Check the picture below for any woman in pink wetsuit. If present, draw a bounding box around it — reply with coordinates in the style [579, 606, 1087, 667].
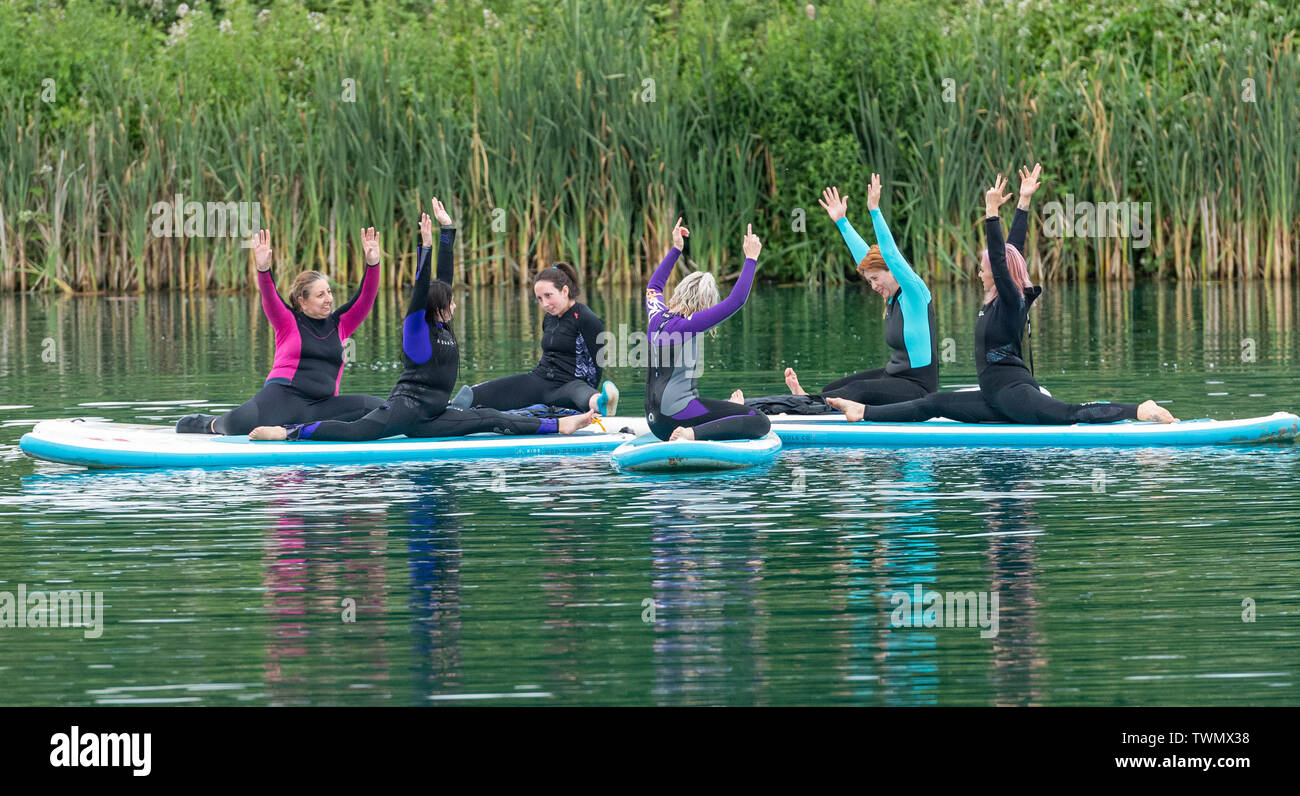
[176, 228, 385, 435]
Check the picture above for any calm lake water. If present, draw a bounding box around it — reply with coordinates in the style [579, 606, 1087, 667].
[0, 281, 1297, 706]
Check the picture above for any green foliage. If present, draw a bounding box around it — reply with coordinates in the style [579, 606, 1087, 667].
[1, 0, 1298, 291]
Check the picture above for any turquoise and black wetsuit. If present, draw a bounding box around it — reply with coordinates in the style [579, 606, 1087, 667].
[818, 208, 938, 404]
[286, 228, 559, 441]
[644, 247, 771, 441]
[856, 209, 1142, 424]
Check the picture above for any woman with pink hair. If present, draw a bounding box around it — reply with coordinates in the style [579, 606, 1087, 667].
[827, 165, 1176, 425]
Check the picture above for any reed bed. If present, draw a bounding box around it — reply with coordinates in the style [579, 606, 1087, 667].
[1, 0, 1297, 293]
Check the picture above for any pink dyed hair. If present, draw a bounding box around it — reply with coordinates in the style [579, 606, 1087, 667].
[980, 244, 1033, 304]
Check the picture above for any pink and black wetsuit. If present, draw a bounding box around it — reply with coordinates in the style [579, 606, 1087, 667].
[209, 261, 385, 435]
[643, 247, 770, 441]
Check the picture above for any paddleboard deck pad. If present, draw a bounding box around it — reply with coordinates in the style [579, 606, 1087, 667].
[20, 419, 644, 470]
[769, 411, 1299, 447]
[611, 431, 783, 472]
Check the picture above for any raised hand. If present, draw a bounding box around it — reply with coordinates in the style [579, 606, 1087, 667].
[1017, 163, 1043, 208]
[985, 174, 1012, 217]
[742, 223, 762, 260]
[672, 216, 690, 251]
[430, 197, 452, 227]
[419, 212, 433, 248]
[866, 173, 882, 212]
[818, 186, 849, 222]
[361, 227, 381, 266]
[253, 229, 273, 271]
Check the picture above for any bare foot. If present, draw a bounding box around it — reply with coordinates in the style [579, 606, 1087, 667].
[825, 396, 866, 422]
[249, 425, 288, 440]
[729, 389, 745, 403]
[557, 410, 596, 435]
[1137, 400, 1178, 424]
[784, 367, 807, 396]
[669, 426, 696, 441]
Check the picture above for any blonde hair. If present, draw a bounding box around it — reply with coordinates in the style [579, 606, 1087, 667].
[666, 272, 721, 337]
[289, 270, 328, 313]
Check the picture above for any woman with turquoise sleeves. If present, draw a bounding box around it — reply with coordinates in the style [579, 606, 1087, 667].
[782, 174, 939, 405]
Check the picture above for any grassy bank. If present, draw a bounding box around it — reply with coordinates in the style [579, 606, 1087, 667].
[1, 0, 1298, 292]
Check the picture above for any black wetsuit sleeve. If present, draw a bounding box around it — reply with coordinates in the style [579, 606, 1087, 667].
[408, 241, 432, 317]
[986, 216, 1020, 306]
[436, 225, 456, 284]
[578, 307, 605, 387]
[1007, 207, 1029, 253]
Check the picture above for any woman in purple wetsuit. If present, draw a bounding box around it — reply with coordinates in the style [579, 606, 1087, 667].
[175, 227, 385, 435]
[644, 219, 771, 442]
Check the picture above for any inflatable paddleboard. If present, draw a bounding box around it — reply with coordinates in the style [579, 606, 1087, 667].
[769, 411, 1299, 447]
[19, 419, 642, 470]
[611, 431, 783, 472]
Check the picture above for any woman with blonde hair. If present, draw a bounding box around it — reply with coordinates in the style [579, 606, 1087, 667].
[828, 165, 1177, 426]
[643, 218, 771, 442]
[175, 226, 385, 435]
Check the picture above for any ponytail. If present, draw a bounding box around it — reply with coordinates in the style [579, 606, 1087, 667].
[533, 261, 581, 300]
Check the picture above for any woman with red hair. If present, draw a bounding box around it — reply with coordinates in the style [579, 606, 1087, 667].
[828, 165, 1176, 425]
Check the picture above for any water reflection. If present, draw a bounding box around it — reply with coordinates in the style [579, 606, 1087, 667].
[405, 471, 463, 700]
[648, 477, 768, 706]
[260, 471, 393, 706]
[874, 457, 941, 706]
[969, 456, 1048, 708]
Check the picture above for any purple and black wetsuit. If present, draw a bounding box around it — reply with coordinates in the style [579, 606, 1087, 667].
[643, 247, 771, 441]
[202, 258, 385, 435]
[286, 227, 558, 441]
[855, 210, 1141, 424]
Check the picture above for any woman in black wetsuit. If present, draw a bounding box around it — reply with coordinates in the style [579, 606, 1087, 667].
[249, 199, 595, 442]
[827, 165, 1177, 426]
[466, 264, 620, 417]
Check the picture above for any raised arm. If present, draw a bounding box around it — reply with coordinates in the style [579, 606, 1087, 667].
[431, 196, 455, 284]
[664, 225, 761, 333]
[646, 217, 689, 316]
[820, 186, 871, 266]
[865, 174, 929, 302]
[253, 229, 295, 335]
[335, 227, 382, 338]
[985, 175, 1020, 305]
[1008, 163, 1042, 252]
[402, 213, 435, 363]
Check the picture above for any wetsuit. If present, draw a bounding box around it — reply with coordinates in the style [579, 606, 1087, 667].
[856, 209, 1141, 424]
[644, 247, 771, 441]
[817, 209, 938, 403]
[287, 228, 556, 441]
[193, 259, 385, 435]
[470, 300, 607, 411]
